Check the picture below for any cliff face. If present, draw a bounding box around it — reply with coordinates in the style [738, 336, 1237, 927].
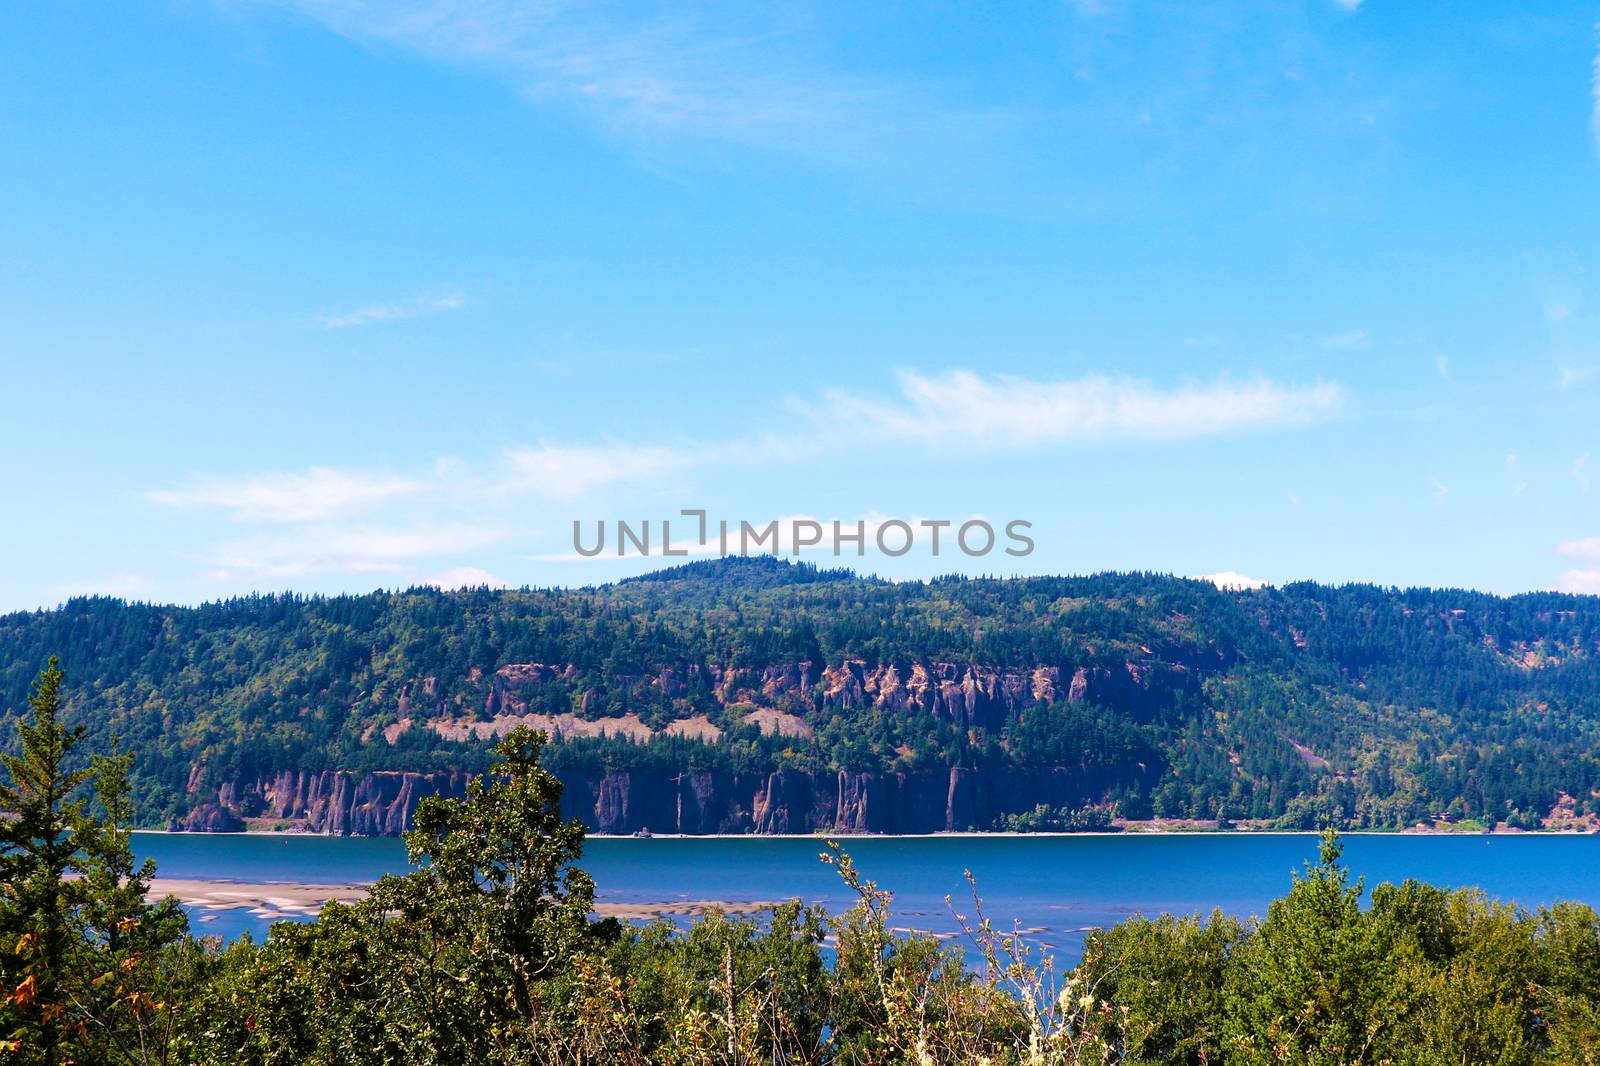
[211, 769, 473, 836]
[468, 659, 1157, 737]
[173, 653, 1175, 835]
[188, 763, 1149, 837]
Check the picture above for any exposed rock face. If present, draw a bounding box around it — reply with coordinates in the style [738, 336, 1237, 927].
[169, 802, 245, 833]
[420, 657, 1175, 744]
[174, 656, 1181, 836]
[211, 769, 472, 836]
[183, 763, 1150, 837]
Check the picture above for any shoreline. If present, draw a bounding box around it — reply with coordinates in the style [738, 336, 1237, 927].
[147, 878, 787, 923]
[132, 826, 1600, 840]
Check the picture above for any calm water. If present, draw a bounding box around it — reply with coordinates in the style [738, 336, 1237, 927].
[133, 832, 1600, 961]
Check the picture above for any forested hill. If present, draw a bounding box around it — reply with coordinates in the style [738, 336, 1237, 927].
[5, 556, 1600, 835]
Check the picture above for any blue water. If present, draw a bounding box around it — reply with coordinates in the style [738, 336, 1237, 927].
[135, 832, 1600, 960]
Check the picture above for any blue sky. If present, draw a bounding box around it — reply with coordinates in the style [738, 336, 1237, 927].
[3, 0, 1600, 609]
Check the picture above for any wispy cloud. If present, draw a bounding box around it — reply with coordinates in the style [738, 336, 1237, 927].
[1578, 453, 1592, 491]
[1592, 25, 1600, 157]
[151, 442, 693, 579]
[1559, 364, 1595, 390]
[1318, 329, 1368, 350]
[500, 444, 689, 498]
[151, 366, 1345, 584]
[149, 467, 424, 522]
[1434, 355, 1450, 379]
[318, 292, 466, 329]
[812, 370, 1345, 449]
[1542, 284, 1581, 322]
[206, 522, 507, 580]
[46, 573, 151, 602]
[268, 1, 1003, 182]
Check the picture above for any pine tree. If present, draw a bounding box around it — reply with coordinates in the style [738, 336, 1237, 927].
[71, 740, 190, 1064]
[0, 657, 91, 1063]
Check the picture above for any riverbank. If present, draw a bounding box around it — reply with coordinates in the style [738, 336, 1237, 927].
[148, 877, 789, 925]
[132, 822, 1600, 839]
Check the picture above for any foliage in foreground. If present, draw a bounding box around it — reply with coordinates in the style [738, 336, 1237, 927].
[6, 662, 1600, 1064]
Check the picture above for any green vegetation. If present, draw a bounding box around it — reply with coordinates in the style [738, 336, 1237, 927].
[7, 660, 1600, 1063]
[6, 557, 1600, 829]
[999, 803, 1115, 833]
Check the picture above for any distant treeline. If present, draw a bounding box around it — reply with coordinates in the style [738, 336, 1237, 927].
[5, 556, 1600, 829]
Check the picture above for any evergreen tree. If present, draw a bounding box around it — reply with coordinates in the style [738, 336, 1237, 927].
[1223, 830, 1394, 1064]
[70, 740, 190, 1064]
[0, 658, 91, 1064]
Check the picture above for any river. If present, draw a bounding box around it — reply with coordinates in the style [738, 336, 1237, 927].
[131, 831, 1600, 961]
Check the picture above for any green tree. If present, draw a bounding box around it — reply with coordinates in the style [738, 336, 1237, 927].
[70, 740, 191, 1064]
[197, 727, 608, 1065]
[1079, 910, 1243, 1064]
[0, 658, 91, 1064]
[0, 661, 192, 1065]
[1223, 830, 1393, 1065]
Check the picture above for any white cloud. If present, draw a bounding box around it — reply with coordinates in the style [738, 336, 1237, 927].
[1431, 480, 1449, 504]
[1578, 454, 1592, 491]
[152, 443, 689, 528]
[1434, 354, 1450, 379]
[266, 1, 999, 181]
[1332, 0, 1362, 9]
[149, 366, 1344, 588]
[815, 370, 1344, 449]
[1318, 329, 1368, 350]
[1543, 285, 1581, 322]
[319, 292, 465, 329]
[209, 523, 507, 579]
[149, 467, 423, 522]
[1592, 27, 1600, 157]
[1200, 570, 1266, 590]
[1558, 536, 1600, 559]
[47, 573, 151, 601]
[499, 444, 689, 497]
[1556, 569, 1600, 594]
[151, 441, 697, 581]
[1559, 365, 1595, 390]
[425, 566, 509, 589]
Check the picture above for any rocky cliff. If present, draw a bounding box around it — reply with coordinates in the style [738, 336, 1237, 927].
[184, 768, 473, 835]
[180, 762, 1148, 836]
[171, 653, 1170, 835]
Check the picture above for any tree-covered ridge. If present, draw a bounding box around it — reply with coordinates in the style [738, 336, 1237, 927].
[4, 556, 1600, 830]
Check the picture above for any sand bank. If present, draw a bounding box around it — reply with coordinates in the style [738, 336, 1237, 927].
[147, 878, 788, 925]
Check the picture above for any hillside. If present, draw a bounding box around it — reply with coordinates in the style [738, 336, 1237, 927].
[4, 556, 1600, 834]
